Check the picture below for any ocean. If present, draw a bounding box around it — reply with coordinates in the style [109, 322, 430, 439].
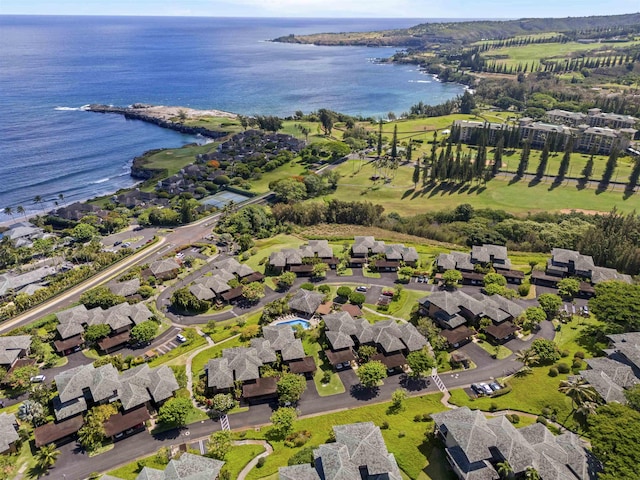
[0, 16, 465, 219]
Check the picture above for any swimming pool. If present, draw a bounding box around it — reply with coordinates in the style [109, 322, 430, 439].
[276, 319, 311, 330]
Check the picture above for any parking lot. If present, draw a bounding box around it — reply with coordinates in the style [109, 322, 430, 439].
[101, 227, 156, 251]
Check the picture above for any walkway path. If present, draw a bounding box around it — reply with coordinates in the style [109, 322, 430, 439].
[184, 328, 215, 410]
[235, 440, 273, 480]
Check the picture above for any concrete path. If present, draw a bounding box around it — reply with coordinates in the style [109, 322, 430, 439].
[184, 328, 215, 410]
[235, 440, 273, 480]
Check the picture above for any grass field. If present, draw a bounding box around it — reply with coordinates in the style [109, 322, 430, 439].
[242, 235, 306, 272]
[303, 338, 346, 396]
[238, 393, 453, 480]
[482, 40, 640, 69]
[139, 142, 220, 179]
[324, 159, 640, 215]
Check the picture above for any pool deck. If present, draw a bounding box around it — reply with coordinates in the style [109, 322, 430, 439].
[272, 314, 319, 328]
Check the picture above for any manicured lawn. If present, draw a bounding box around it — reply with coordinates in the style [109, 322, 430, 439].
[238, 393, 450, 480]
[363, 309, 395, 324]
[474, 339, 512, 360]
[139, 142, 220, 178]
[108, 453, 171, 479]
[303, 338, 345, 396]
[324, 159, 640, 215]
[226, 444, 266, 479]
[242, 235, 306, 272]
[201, 311, 262, 343]
[362, 267, 381, 278]
[249, 161, 310, 194]
[554, 315, 607, 357]
[386, 289, 425, 320]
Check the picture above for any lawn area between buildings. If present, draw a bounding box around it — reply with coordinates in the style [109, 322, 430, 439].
[242, 235, 306, 273]
[191, 336, 245, 383]
[326, 159, 640, 215]
[303, 338, 345, 396]
[200, 311, 262, 343]
[474, 339, 513, 360]
[107, 443, 264, 480]
[385, 289, 425, 319]
[238, 393, 452, 480]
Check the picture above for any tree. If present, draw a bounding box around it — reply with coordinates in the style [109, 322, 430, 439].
[497, 460, 513, 479]
[624, 384, 640, 411]
[208, 431, 232, 460]
[390, 125, 398, 159]
[516, 141, 530, 178]
[80, 286, 126, 309]
[277, 373, 307, 404]
[492, 137, 504, 177]
[535, 140, 550, 180]
[524, 467, 540, 480]
[537, 293, 562, 319]
[16, 205, 26, 220]
[276, 271, 296, 291]
[459, 90, 476, 114]
[521, 307, 545, 330]
[84, 324, 111, 343]
[318, 109, 335, 136]
[627, 158, 640, 193]
[17, 400, 46, 427]
[312, 262, 329, 278]
[581, 154, 594, 185]
[515, 349, 539, 367]
[357, 345, 378, 363]
[484, 273, 507, 287]
[270, 178, 307, 203]
[356, 360, 387, 388]
[413, 157, 421, 188]
[3, 207, 13, 220]
[171, 287, 209, 313]
[212, 393, 235, 413]
[7, 365, 39, 391]
[391, 388, 407, 412]
[336, 286, 352, 299]
[600, 147, 619, 188]
[348, 292, 366, 305]
[530, 338, 559, 365]
[33, 195, 44, 215]
[590, 281, 640, 332]
[442, 269, 462, 288]
[130, 320, 159, 343]
[78, 404, 118, 451]
[406, 350, 435, 378]
[558, 377, 598, 409]
[376, 120, 383, 158]
[589, 403, 640, 480]
[35, 444, 60, 471]
[556, 136, 573, 183]
[557, 278, 580, 299]
[72, 223, 98, 243]
[242, 282, 265, 302]
[158, 397, 193, 427]
[269, 407, 297, 438]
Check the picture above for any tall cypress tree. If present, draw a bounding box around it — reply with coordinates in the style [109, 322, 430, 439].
[556, 136, 573, 183]
[581, 154, 594, 184]
[536, 140, 550, 179]
[516, 140, 530, 178]
[376, 120, 383, 158]
[413, 157, 421, 189]
[406, 142, 412, 162]
[391, 125, 398, 159]
[492, 137, 504, 177]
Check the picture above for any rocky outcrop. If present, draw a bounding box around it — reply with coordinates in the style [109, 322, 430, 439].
[88, 104, 230, 140]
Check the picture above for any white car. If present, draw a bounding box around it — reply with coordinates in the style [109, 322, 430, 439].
[176, 334, 187, 343]
[30, 375, 46, 383]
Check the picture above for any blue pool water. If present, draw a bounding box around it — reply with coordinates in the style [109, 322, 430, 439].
[278, 319, 311, 330]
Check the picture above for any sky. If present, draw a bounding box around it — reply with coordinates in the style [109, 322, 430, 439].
[1, 0, 638, 18]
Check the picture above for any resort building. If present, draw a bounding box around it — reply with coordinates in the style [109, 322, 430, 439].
[431, 407, 596, 480]
[0, 413, 19, 455]
[1, 222, 48, 249]
[0, 335, 32, 370]
[279, 422, 402, 480]
[435, 244, 524, 285]
[108, 278, 141, 299]
[145, 258, 181, 281]
[350, 236, 419, 270]
[531, 248, 632, 295]
[268, 240, 339, 275]
[0, 265, 59, 298]
[419, 291, 523, 344]
[189, 257, 263, 304]
[288, 289, 325, 317]
[54, 302, 154, 354]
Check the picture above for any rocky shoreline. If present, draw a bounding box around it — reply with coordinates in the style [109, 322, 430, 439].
[88, 103, 234, 140]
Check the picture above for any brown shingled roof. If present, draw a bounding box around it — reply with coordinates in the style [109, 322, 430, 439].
[288, 356, 317, 374]
[98, 330, 131, 351]
[34, 416, 84, 447]
[54, 335, 84, 353]
[103, 406, 150, 437]
[242, 377, 278, 399]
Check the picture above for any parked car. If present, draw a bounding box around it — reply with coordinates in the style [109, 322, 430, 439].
[479, 383, 493, 395]
[30, 375, 46, 383]
[417, 276, 425, 283]
[471, 384, 483, 395]
[581, 305, 590, 317]
[133, 226, 144, 231]
[121, 242, 131, 248]
[176, 334, 187, 343]
[113, 240, 122, 246]
[356, 286, 368, 292]
[489, 382, 502, 392]
[381, 290, 394, 297]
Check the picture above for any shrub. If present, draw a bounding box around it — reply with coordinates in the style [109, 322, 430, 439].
[300, 283, 315, 291]
[284, 430, 312, 448]
[414, 414, 422, 422]
[256, 457, 266, 468]
[422, 413, 431, 422]
[321, 371, 332, 384]
[288, 446, 314, 466]
[398, 431, 406, 438]
[489, 402, 498, 412]
[489, 385, 512, 398]
[548, 367, 559, 377]
[536, 416, 547, 425]
[381, 421, 389, 430]
[574, 351, 585, 359]
[560, 349, 570, 358]
[510, 414, 520, 424]
[557, 362, 570, 374]
[336, 286, 352, 298]
[518, 282, 531, 297]
[541, 408, 552, 417]
[317, 285, 330, 294]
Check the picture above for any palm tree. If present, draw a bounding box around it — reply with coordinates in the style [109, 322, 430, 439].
[16, 205, 26, 220]
[17, 400, 45, 427]
[576, 400, 598, 418]
[515, 348, 539, 367]
[524, 466, 541, 480]
[35, 444, 60, 470]
[514, 366, 533, 378]
[558, 377, 598, 409]
[33, 195, 45, 215]
[497, 460, 513, 479]
[3, 207, 13, 221]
